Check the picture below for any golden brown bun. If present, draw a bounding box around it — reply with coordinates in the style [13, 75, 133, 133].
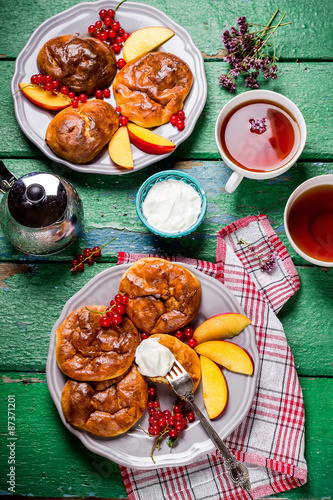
[61, 365, 148, 437]
[118, 258, 201, 334]
[149, 334, 201, 392]
[113, 52, 193, 128]
[45, 100, 119, 163]
[37, 35, 117, 95]
[56, 306, 140, 381]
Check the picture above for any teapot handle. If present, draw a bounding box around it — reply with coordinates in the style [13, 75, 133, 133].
[0, 160, 17, 193]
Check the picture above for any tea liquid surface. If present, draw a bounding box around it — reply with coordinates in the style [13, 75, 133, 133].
[287, 184, 333, 262]
[221, 100, 300, 172]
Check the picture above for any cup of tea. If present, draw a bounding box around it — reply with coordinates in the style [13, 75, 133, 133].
[215, 90, 307, 193]
[284, 175, 333, 267]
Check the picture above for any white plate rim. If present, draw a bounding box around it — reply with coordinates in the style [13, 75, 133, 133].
[46, 262, 259, 469]
[11, 0, 207, 175]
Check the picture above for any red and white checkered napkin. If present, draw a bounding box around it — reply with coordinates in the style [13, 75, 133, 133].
[117, 214, 307, 499]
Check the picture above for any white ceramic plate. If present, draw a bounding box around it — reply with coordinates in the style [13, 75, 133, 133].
[11, 1, 207, 175]
[46, 263, 259, 469]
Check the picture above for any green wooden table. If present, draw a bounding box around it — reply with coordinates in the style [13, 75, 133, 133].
[0, 0, 332, 498]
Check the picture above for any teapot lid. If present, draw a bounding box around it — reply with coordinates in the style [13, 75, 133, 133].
[7, 172, 67, 228]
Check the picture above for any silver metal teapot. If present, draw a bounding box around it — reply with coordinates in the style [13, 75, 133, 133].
[0, 161, 84, 255]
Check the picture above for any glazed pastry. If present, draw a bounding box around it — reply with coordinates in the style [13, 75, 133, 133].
[118, 257, 201, 334]
[56, 306, 140, 381]
[61, 365, 148, 437]
[149, 333, 201, 391]
[45, 100, 119, 163]
[113, 52, 193, 128]
[37, 35, 117, 95]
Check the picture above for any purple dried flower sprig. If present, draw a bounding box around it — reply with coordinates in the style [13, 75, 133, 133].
[238, 239, 278, 273]
[219, 9, 291, 92]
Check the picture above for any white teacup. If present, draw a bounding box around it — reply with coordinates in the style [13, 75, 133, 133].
[215, 90, 307, 193]
[284, 175, 333, 267]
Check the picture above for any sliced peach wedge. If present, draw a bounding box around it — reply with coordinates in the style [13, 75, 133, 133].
[18, 83, 72, 111]
[122, 27, 175, 62]
[193, 313, 251, 344]
[108, 126, 134, 169]
[195, 341, 254, 376]
[200, 355, 228, 420]
[127, 123, 176, 155]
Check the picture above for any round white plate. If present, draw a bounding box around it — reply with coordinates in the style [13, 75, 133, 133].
[11, 1, 207, 175]
[46, 263, 259, 469]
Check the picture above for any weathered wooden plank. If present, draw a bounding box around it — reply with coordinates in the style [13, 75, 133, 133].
[0, 159, 332, 265]
[0, 261, 331, 376]
[0, 374, 332, 498]
[0, 0, 332, 60]
[2, 61, 333, 161]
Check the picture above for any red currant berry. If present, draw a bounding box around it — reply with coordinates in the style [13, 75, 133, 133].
[186, 411, 195, 423]
[116, 36, 123, 44]
[72, 98, 79, 108]
[116, 304, 126, 315]
[87, 257, 95, 266]
[117, 27, 125, 36]
[174, 330, 184, 341]
[68, 91, 75, 99]
[170, 114, 178, 126]
[154, 410, 162, 419]
[77, 254, 85, 262]
[88, 25, 96, 34]
[99, 9, 107, 19]
[95, 31, 101, 39]
[60, 86, 69, 95]
[117, 58, 126, 69]
[92, 246, 101, 256]
[148, 387, 157, 399]
[71, 267, 78, 274]
[168, 416, 176, 427]
[44, 82, 53, 92]
[141, 333, 149, 340]
[79, 93, 87, 103]
[115, 105, 122, 113]
[110, 299, 116, 307]
[108, 29, 116, 39]
[176, 422, 184, 431]
[158, 417, 167, 429]
[119, 115, 129, 126]
[99, 31, 108, 41]
[112, 21, 120, 31]
[95, 20, 103, 29]
[111, 43, 121, 54]
[36, 74, 44, 85]
[163, 409, 171, 419]
[72, 258, 79, 267]
[148, 416, 155, 425]
[122, 294, 129, 305]
[107, 8, 115, 17]
[83, 248, 92, 257]
[177, 110, 186, 120]
[104, 16, 113, 27]
[188, 338, 197, 348]
[123, 32, 130, 41]
[100, 315, 111, 327]
[112, 313, 123, 325]
[95, 89, 104, 99]
[184, 327, 194, 339]
[44, 74, 53, 84]
[152, 426, 160, 436]
[176, 118, 185, 131]
[103, 88, 111, 98]
[148, 408, 155, 416]
[77, 263, 85, 272]
[169, 428, 178, 438]
[173, 405, 182, 414]
[115, 294, 123, 305]
[148, 426, 154, 435]
[153, 400, 160, 408]
[52, 80, 60, 89]
[148, 401, 154, 408]
[30, 74, 38, 84]
[175, 412, 184, 421]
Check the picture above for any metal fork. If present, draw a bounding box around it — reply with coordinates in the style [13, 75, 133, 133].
[166, 360, 251, 493]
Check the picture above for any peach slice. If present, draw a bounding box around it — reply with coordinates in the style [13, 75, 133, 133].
[193, 313, 251, 344]
[195, 341, 254, 376]
[108, 126, 134, 169]
[200, 355, 228, 419]
[18, 83, 72, 111]
[127, 123, 176, 155]
[122, 27, 175, 62]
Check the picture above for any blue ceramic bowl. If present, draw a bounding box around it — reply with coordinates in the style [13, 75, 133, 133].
[136, 170, 207, 238]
